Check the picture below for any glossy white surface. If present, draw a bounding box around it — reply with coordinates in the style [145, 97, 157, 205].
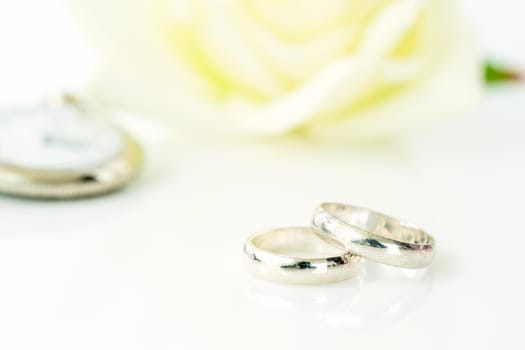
[0, 1, 524, 349]
[0, 86, 524, 349]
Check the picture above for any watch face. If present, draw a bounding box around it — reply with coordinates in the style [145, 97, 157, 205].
[0, 105, 123, 172]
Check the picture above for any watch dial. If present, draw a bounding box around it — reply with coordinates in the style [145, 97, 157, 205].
[0, 105, 123, 171]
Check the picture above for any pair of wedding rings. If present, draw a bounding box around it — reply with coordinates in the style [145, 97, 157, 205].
[244, 203, 435, 284]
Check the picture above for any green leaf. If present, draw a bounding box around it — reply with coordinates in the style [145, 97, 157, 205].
[484, 62, 522, 85]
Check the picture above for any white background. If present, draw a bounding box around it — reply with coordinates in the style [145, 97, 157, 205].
[0, 1, 524, 349]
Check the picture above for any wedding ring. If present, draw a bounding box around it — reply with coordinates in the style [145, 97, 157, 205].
[244, 227, 362, 284]
[312, 203, 435, 269]
[0, 95, 143, 199]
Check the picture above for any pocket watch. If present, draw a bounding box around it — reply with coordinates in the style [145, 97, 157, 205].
[0, 95, 143, 199]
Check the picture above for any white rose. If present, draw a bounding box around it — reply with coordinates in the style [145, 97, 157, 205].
[70, 0, 482, 141]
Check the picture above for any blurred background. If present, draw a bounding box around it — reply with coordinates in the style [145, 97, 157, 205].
[0, 1, 524, 349]
[0, 0, 523, 112]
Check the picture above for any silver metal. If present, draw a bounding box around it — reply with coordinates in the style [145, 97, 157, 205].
[312, 203, 435, 269]
[244, 227, 362, 284]
[0, 95, 143, 199]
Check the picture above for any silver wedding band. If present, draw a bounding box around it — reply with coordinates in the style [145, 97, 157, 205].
[244, 227, 362, 284]
[312, 203, 435, 269]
